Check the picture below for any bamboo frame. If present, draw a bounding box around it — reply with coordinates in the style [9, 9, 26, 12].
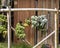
[0, 8, 58, 48]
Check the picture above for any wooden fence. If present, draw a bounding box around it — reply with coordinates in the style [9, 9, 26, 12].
[13, 0, 59, 48]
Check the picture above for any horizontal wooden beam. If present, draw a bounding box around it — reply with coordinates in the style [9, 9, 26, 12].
[0, 8, 60, 12]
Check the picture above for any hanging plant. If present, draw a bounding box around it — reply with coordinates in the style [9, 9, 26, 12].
[31, 15, 48, 35]
[15, 15, 47, 39]
[15, 23, 26, 39]
[24, 15, 48, 34]
[31, 15, 47, 29]
[24, 15, 48, 29]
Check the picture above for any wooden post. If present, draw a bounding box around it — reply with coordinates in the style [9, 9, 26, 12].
[55, 8, 58, 48]
[7, 6, 11, 48]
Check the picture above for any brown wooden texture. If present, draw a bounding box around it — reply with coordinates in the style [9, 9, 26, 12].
[14, 0, 35, 45]
[13, 0, 59, 47]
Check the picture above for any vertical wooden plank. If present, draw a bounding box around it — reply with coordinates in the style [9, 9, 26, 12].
[14, 0, 18, 27]
[38, 0, 42, 15]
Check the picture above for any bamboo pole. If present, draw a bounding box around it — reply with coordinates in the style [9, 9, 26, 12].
[33, 31, 55, 48]
[7, 6, 11, 48]
[55, 8, 58, 48]
[0, 8, 60, 12]
[7, 0, 11, 48]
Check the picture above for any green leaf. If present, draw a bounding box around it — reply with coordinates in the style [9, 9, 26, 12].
[0, 14, 7, 37]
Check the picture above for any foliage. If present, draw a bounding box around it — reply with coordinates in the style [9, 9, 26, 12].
[13, 42, 32, 48]
[31, 15, 47, 29]
[25, 15, 48, 29]
[15, 23, 25, 39]
[15, 15, 47, 38]
[24, 15, 48, 34]
[31, 16, 38, 28]
[0, 25, 6, 33]
[0, 14, 7, 38]
[25, 18, 31, 25]
[41, 44, 51, 48]
[0, 42, 32, 48]
[0, 14, 7, 22]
